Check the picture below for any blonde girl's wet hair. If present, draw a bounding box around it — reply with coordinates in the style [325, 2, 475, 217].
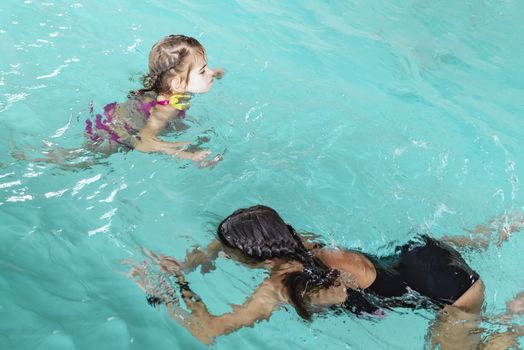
[141, 35, 206, 94]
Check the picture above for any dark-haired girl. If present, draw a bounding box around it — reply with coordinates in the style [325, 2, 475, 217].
[130, 205, 524, 347]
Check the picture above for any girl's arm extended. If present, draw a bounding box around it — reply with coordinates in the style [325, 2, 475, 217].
[173, 273, 280, 344]
[136, 252, 281, 345]
[134, 104, 210, 161]
[181, 234, 321, 274]
[181, 239, 222, 274]
[134, 135, 209, 160]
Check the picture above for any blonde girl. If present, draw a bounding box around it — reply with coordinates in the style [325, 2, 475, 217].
[84, 34, 223, 163]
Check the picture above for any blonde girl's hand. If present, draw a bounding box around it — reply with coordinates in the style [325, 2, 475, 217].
[212, 68, 224, 80]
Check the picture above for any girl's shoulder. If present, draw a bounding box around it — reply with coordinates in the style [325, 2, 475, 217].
[313, 248, 377, 288]
[119, 90, 159, 119]
[125, 89, 157, 106]
[313, 248, 372, 267]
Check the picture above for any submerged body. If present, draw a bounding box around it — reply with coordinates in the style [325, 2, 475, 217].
[244, 235, 484, 318]
[332, 235, 483, 316]
[84, 91, 190, 153]
[130, 205, 513, 347]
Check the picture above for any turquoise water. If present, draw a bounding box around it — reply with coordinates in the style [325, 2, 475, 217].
[1, 0, 524, 349]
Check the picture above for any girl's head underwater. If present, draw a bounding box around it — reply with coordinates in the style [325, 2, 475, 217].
[142, 35, 215, 95]
[217, 205, 306, 261]
[217, 205, 340, 320]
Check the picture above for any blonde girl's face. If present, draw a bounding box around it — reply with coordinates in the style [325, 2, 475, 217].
[182, 54, 215, 94]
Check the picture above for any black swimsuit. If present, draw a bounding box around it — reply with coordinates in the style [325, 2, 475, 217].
[342, 235, 479, 316]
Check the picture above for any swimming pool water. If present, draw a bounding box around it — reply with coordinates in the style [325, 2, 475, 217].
[1, 0, 524, 349]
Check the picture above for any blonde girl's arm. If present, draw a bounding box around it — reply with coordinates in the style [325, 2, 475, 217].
[133, 135, 210, 161]
[134, 104, 210, 161]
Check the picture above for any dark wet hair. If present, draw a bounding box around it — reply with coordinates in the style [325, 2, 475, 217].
[217, 205, 339, 320]
[141, 34, 206, 94]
